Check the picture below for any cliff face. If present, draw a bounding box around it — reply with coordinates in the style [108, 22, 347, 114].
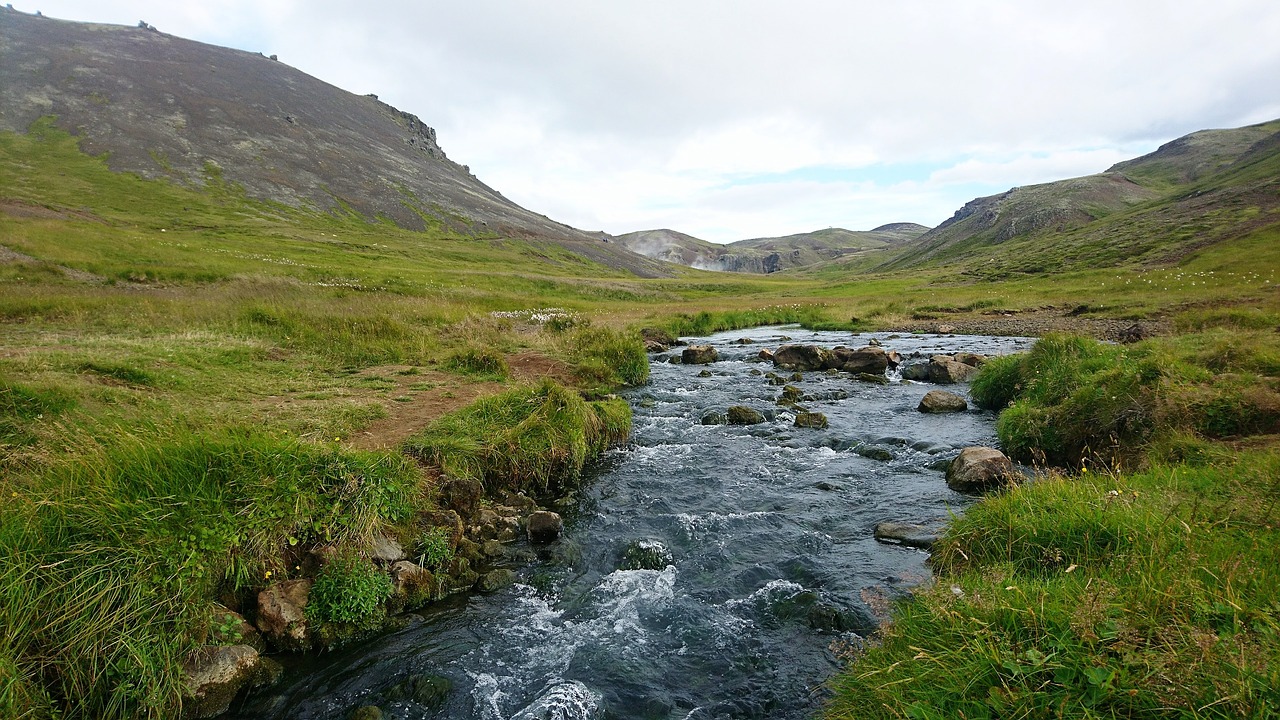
[0, 9, 667, 276]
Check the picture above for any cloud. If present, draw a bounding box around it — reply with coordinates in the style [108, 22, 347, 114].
[26, 0, 1280, 242]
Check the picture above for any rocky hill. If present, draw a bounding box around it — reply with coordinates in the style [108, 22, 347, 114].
[617, 223, 926, 274]
[0, 9, 665, 276]
[878, 119, 1280, 274]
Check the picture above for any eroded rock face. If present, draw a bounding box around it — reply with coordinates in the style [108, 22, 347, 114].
[255, 579, 312, 652]
[526, 510, 564, 543]
[682, 345, 719, 364]
[946, 447, 1019, 493]
[918, 390, 968, 413]
[772, 344, 832, 371]
[371, 534, 405, 563]
[389, 561, 437, 612]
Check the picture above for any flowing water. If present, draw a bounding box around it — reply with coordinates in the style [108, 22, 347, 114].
[231, 327, 1033, 720]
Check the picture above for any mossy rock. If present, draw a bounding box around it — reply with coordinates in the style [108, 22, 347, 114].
[794, 412, 829, 429]
[727, 406, 765, 425]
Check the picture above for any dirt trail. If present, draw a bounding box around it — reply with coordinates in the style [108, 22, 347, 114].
[348, 352, 574, 451]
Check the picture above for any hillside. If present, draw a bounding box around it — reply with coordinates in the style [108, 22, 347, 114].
[878, 119, 1280, 275]
[618, 223, 927, 273]
[0, 8, 664, 276]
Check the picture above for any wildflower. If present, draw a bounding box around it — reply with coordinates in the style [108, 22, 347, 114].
[264, 570, 273, 579]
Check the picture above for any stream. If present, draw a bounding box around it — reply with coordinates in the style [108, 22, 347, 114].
[231, 326, 1033, 720]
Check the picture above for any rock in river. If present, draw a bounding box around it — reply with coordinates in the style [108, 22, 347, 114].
[526, 510, 564, 543]
[873, 522, 940, 549]
[682, 345, 719, 364]
[727, 405, 765, 425]
[946, 446, 1020, 493]
[772, 344, 831, 371]
[918, 390, 968, 413]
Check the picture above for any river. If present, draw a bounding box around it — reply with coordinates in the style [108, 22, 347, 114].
[231, 326, 1033, 719]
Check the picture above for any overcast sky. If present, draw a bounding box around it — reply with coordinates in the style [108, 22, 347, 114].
[18, 1, 1280, 242]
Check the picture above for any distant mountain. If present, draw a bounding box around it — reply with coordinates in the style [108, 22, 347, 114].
[617, 224, 927, 274]
[878, 119, 1280, 274]
[0, 9, 665, 276]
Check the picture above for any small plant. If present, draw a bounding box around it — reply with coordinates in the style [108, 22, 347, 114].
[305, 554, 392, 625]
[415, 527, 454, 569]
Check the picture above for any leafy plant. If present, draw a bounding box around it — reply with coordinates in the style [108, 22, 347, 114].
[305, 553, 392, 625]
[414, 527, 454, 569]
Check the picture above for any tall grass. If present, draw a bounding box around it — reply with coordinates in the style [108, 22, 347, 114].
[401, 380, 631, 498]
[0, 433, 422, 718]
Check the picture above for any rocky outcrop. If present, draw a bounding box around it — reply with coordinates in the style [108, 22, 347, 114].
[475, 569, 516, 593]
[255, 579, 312, 652]
[370, 534, 405, 563]
[682, 345, 719, 364]
[946, 447, 1020, 493]
[918, 390, 968, 413]
[437, 476, 484, 520]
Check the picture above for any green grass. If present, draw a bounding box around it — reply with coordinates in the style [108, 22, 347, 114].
[827, 454, 1280, 719]
[827, 329, 1280, 719]
[402, 380, 631, 498]
[4, 115, 1280, 719]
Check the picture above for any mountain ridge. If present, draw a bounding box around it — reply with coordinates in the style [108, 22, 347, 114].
[0, 8, 667, 277]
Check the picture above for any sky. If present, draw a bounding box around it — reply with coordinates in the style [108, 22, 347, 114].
[16, 1, 1280, 243]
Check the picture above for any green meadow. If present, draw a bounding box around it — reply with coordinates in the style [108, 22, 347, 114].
[1, 124, 1278, 718]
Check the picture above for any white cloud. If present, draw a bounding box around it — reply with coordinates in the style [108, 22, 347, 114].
[25, 0, 1280, 242]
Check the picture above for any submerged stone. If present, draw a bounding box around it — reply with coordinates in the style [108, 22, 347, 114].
[727, 406, 765, 425]
[619, 539, 674, 570]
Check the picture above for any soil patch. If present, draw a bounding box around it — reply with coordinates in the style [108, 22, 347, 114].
[887, 307, 1172, 341]
[348, 352, 575, 451]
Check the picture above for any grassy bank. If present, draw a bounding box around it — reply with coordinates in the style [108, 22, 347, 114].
[826, 319, 1280, 719]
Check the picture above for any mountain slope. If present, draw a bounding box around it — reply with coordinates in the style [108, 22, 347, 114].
[0, 9, 664, 276]
[618, 223, 927, 273]
[880, 119, 1280, 274]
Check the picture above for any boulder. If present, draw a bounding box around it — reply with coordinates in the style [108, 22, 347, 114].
[857, 445, 895, 462]
[700, 411, 728, 425]
[183, 645, 277, 719]
[643, 339, 668, 353]
[726, 406, 765, 425]
[954, 352, 988, 367]
[873, 522, 940, 549]
[793, 412, 829, 429]
[778, 385, 804, 404]
[946, 447, 1020, 493]
[526, 511, 564, 543]
[255, 579, 312, 652]
[918, 390, 968, 413]
[682, 345, 719, 364]
[475, 569, 516, 593]
[855, 373, 889, 384]
[370, 534, 405, 563]
[831, 345, 889, 374]
[928, 356, 979, 384]
[772, 344, 832, 371]
[899, 361, 931, 381]
[389, 561, 437, 610]
[885, 350, 903, 367]
[757, 348, 775, 362]
[734, 337, 756, 345]
[437, 475, 484, 520]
